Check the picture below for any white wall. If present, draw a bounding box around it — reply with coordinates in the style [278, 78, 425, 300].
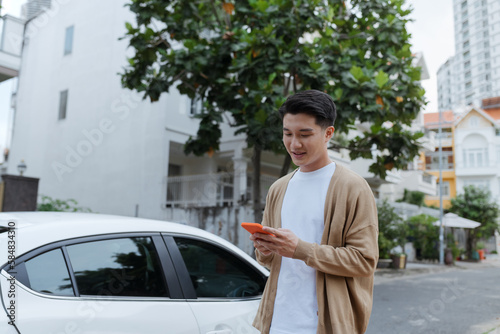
[7, 0, 245, 220]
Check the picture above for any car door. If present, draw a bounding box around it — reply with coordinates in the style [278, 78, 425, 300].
[163, 235, 267, 334]
[2, 233, 200, 334]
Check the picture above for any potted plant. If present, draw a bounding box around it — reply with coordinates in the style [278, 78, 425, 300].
[390, 219, 409, 269]
[476, 241, 486, 260]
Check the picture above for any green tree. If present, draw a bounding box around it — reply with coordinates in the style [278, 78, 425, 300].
[449, 185, 499, 259]
[397, 188, 425, 207]
[407, 214, 439, 260]
[377, 200, 403, 259]
[121, 0, 426, 222]
[37, 195, 92, 212]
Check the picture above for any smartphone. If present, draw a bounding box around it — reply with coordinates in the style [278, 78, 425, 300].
[241, 222, 276, 237]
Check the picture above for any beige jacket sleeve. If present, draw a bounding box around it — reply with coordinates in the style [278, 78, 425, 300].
[292, 184, 379, 278]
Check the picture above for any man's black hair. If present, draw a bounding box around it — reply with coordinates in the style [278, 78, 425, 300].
[278, 90, 337, 129]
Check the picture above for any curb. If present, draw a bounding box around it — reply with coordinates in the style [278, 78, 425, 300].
[374, 259, 500, 284]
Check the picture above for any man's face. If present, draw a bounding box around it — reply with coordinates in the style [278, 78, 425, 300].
[282, 113, 334, 173]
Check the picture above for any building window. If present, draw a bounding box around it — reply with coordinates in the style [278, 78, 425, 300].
[461, 0, 467, 9]
[190, 97, 204, 116]
[463, 40, 470, 49]
[465, 81, 472, 89]
[463, 51, 470, 59]
[465, 71, 471, 79]
[437, 181, 450, 197]
[469, 116, 479, 127]
[463, 148, 489, 167]
[462, 20, 469, 29]
[64, 25, 74, 55]
[463, 30, 469, 39]
[466, 93, 474, 104]
[58, 90, 68, 120]
[464, 60, 471, 69]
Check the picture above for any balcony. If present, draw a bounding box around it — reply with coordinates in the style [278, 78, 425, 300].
[418, 129, 436, 152]
[425, 151, 454, 171]
[348, 158, 402, 187]
[434, 131, 453, 148]
[166, 173, 278, 207]
[0, 15, 24, 83]
[399, 170, 437, 196]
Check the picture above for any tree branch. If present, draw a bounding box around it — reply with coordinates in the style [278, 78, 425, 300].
[209, 0, 223, 28]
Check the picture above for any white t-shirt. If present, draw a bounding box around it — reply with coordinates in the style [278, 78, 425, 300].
[269, 162, 336, 334]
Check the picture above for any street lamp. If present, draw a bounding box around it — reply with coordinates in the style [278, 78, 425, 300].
[17, 160, 27, 176]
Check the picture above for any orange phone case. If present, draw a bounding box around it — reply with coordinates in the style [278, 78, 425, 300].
[241, 222, 275, 237]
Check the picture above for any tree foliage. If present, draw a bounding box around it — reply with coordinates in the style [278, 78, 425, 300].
[449, 185, 500, 258]
[121, 0, 426, 222]
[121, 0, 425, 175]
[37, 195, 92, 213]
[397, 188, 425, 207]
[377, 200, 404, 259]
[407, 214, 439, 260]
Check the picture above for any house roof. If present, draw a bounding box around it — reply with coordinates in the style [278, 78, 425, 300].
[482, 97, 500, 121]
[455, 106, 500, 128]
[423, 111, 455, 129]
[485, 109, 500, 120]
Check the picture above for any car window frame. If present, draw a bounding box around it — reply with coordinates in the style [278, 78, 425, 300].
[2, 232, 184, 300]
[162, 233, 268, 301]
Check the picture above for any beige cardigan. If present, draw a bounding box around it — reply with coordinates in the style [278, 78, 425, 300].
[253, 164, 379, 334]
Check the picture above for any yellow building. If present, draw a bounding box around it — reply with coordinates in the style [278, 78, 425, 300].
[423, 111, 457, 209]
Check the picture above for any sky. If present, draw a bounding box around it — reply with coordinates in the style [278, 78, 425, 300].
[0, 0, 455, 162]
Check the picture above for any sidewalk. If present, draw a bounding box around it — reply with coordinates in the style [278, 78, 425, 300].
[374, 257, 500, 284]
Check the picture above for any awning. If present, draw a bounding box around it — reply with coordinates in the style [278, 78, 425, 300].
[433, 213, 481, 229]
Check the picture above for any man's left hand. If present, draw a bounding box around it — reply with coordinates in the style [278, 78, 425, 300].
[254, 227, 299, 258]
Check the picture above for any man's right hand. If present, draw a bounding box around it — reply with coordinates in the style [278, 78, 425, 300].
[250, 233, 273, 256]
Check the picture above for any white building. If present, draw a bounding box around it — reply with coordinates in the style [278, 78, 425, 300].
[5, 0, 288, 253]
[437, 0, 500, 111]
[454, 106, 500, 204]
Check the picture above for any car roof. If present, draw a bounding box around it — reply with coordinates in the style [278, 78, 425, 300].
[0, 212, 266, 274]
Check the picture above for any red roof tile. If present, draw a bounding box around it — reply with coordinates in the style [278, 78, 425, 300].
[424, 111, 455, 128]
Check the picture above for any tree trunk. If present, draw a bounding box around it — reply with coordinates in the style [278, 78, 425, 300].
[466, 229, 477, 259]
[280, 154, 292, 177]
[252, 146, 263, 224]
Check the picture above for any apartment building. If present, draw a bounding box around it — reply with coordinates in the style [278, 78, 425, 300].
[437, 0, 500, 111]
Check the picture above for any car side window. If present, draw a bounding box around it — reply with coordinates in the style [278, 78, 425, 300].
[66, 237, 168, 297]
[24, 248, 74, 296]
[174, 237, 266, 298]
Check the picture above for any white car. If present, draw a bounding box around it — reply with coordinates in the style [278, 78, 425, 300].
[0, 212, 267, 334]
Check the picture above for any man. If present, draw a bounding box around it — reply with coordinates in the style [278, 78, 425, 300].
[251, 90, 378, 334]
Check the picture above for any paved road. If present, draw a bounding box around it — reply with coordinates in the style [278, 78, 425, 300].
[366, 262, 500, 334]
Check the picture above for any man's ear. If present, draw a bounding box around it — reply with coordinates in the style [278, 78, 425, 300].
[325, 126, 335, 141]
